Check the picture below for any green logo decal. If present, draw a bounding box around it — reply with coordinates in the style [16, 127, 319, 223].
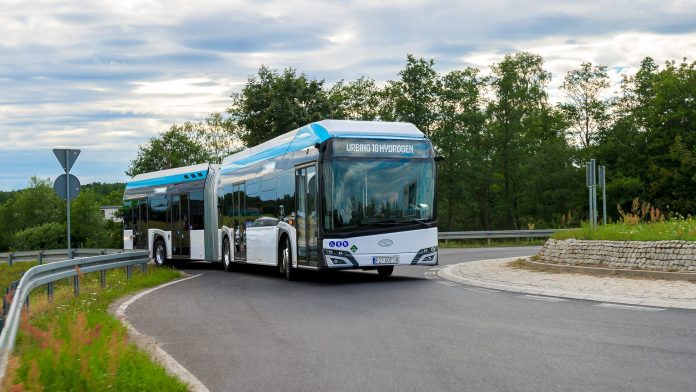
[350, 245, 358, 253]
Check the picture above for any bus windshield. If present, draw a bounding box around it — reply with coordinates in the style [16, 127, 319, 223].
[323, 159, 435, 233]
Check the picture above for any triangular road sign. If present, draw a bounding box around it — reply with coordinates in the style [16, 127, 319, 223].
[53, 149, 81, 173]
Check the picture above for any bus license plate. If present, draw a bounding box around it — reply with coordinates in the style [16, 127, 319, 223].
[372, 256, 399, 264]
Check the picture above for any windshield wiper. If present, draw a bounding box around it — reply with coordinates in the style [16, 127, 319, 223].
[403, 219, 436, 227]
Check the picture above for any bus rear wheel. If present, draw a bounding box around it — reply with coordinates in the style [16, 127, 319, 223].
[223, 236, 234, 272]
[280, 237, 297, 281]
[377, 266, 394, 277]
[153, 239, 169, 266]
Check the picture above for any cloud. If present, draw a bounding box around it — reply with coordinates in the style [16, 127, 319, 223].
[1, 0, 695, 189]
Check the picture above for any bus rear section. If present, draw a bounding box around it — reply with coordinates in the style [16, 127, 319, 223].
[123, 163, 220, 265]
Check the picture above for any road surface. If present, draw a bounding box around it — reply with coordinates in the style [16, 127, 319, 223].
[127, 247, 696, 392]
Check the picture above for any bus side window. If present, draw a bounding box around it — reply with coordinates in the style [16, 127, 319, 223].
[189, 190, 204, 230]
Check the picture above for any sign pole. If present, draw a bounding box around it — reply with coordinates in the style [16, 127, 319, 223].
[66, 150, 72, 259]
[591, 159, 598, 227]
[600, 165, 607, 225]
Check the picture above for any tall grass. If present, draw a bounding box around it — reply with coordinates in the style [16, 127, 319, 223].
[2, 265, 188, 391]
[552, 219, 696, 241]
[553, 197, 696, 241]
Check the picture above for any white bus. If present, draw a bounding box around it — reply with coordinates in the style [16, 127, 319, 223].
[124, 120, 438, 279]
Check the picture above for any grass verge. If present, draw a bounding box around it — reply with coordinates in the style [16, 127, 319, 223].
[2, 264, 188, 391]
[551, 219, 696, 241]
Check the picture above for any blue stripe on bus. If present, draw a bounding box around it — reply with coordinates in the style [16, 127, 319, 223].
[219, 123, 426, 175]
[125, 170, 208, 189]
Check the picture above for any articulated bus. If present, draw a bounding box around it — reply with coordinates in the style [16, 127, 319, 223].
[124, 120, 438, 279]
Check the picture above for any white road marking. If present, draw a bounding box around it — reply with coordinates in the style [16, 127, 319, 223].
[464, 287, 499, 294]
[425, 271, 437, 276]
[116, 273, 210, 392]
[594, 303, 664, 312]
[519, 294, 567, 303]
[429, 267, 442, 271]
[437, 281, 458, 287]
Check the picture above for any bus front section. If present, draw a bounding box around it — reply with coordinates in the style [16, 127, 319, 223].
[320, 138, 438, 274]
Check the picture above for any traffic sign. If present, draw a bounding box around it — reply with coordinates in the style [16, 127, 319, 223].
[53, 149, 81, 173]
[53, 174, 81, 201]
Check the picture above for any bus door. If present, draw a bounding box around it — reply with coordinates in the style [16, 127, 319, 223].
[170, 194, 191, 257]
[296, 163, 318, 267]
[233, 183, 246, 261]
[134, 199, 148, 249]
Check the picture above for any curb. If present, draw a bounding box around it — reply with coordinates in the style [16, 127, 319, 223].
[110, 273, 210, 392]
[523, 259, 696, 281]
[437, 258, 696, 310]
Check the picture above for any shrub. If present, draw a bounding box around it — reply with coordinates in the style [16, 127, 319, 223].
[11, 222, 66, 251]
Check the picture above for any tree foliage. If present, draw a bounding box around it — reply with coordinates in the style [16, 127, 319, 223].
[126, 124, 211, 177]
[560, 62, 610, 151]
[228, 66, 334, 146]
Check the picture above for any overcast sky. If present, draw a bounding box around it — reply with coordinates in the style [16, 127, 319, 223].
[1, 0, 695, 190]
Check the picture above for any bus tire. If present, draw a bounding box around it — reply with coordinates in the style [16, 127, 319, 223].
[223, 236, 234, 272]
[377, 266, 394, 277]
[280, 236, 297, 281]
[153, 238, 169, 266]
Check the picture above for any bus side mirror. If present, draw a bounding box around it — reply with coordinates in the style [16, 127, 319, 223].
[434, 156, 445, 162]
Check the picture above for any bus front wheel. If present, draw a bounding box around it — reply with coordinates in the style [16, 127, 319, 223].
[377, 266, 394, 277]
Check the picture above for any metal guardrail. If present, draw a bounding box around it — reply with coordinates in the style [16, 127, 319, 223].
[0, 248, 123, 265]
[439, 229, 561, 243]
[0, 250, 150, 382]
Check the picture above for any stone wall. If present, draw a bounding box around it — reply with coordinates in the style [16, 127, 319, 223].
[538, 239, 696, 272]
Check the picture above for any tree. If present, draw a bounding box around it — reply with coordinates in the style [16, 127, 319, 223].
[328, 77, 381, 121]
[187, 112, 243, 163]
[487, 52, 552, 228]
[560, 62, 610, 151]
[126, 125, 211, 177]
[228, 66, 333, 146]
[431, 68, 490, 230]
[383, 55, 440, 136]
[0, 177, 63, 249]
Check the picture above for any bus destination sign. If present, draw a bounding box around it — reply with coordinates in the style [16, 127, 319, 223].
[333, 139, 430, 158]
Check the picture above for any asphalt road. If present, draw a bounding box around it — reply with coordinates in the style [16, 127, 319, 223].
[127, 247, 696, 392]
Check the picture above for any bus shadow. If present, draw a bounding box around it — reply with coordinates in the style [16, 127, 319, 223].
[178, 261, 426, 285]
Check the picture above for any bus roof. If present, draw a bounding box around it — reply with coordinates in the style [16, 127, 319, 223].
[125, 163, 210, 190]
[221, 120, 425, 170]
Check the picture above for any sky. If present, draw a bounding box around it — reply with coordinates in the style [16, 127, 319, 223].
[1, 0, 695, 190]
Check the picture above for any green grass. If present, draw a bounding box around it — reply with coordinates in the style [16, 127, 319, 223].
[2, 264, 188, 391]
[439, 238, 547, 248]
[551, 219, 696, 241]
[0, 261, 38, 293]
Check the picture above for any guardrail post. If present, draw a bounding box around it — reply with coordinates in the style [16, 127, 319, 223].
[100, 270, 106, 288]
[2, 291, 8, 315]
[73, 275, 79, 296]
[126, 265, 133, 281]
[100, 249, 105, 255]
[8, 253, 13, 266]
[47, 282, 54, 302]
[24, 294, 29, 309]
[140, 262, 147, 274]
[38, 250, 44, 265]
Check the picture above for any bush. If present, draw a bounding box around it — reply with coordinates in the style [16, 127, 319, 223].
[11, 222, 66, 251]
